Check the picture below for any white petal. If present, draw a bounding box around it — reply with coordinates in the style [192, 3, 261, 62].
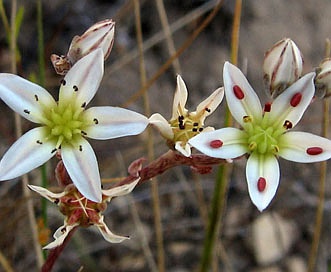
[149, 113, 174, 140]
[223, 62, 263, 126]
[97, 216, 129, 243]
[0, 74, 57, 123]
[188, 127, 248, 159]
[43, 223, 78, 250]
[59, 49, 104, 108]
[278, 131, 331, 163]
[0, 127, 55, 180]
[175, 141, 191, 157]
[195, 87, 224, 119]
[246, 153, 280, 211]
[83, 106, 148, 140]
[171, 75, 188, 120]
[28, 184, 65, 202]
[61, 138, 102, 202]
[268, 72, 315, 128]
[103, 178, 139, 200]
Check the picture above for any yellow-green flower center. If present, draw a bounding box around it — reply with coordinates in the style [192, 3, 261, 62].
[243, 114, 287, 155]
[42, 103, 88, 148]
[170, 113, 204, 144]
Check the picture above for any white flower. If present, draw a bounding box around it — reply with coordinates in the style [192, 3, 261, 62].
[28, 179, 139, 249]
[189, 62, 331, 211]
[149, 75, 224, 157]
[0, 49, 148, 202]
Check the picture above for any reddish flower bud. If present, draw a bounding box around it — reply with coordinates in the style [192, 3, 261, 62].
[263, 38, 303, 98]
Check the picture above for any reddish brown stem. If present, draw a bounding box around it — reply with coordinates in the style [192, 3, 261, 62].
[43, 150, 226, 271]
[118, 150, 226, 186]
[41, 227, 77, 272]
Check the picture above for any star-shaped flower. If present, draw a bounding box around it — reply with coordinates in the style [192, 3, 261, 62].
[149, 75, 224, 157]
[189, 62, 331, 211]
[0, 49, 148, 202]
[28, 179, 139, 249]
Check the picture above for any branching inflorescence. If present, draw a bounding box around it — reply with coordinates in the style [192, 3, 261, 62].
[0, 18, 331, 269]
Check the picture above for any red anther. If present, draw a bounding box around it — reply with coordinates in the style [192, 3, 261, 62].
[233, 85, 245, 100]
[264, 102, 272, 112]
[306, 147, 323, 155]
[257, 177, 267, 192]
[290, 92, 302, 107]
[209, 139, 223, 148]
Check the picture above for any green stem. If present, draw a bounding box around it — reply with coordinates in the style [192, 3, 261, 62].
[37, 0, 48, 260]
[198, 1, 242, 271]
[307, 38, 330, 272]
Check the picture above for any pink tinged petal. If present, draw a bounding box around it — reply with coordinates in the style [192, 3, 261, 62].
[0, 74, 57, 124]
[97, 216, 129, 243]
[188, 127, 248, 159]
[246, 153, 280, 211]
[278, 131, 331, 163]
[68, 19, 115, 63]
[28, 184, 65, 203]
[223, 62, 263, 126]
[268, 72, 315, 128]
[0, 127, 56, 181]
[149, 113, 174, 140]
[171, 75, 188, 120]
[103, 178, 139, 200]
[59, 49, 104, 108]
[83, 106, 148, 140]
[43, 223, 79, 250]
[61, 138, 102, 202]
[195, 87, 224, 119]
[175, 141, 191, 157]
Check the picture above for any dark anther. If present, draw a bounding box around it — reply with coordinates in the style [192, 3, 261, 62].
[36, 140, 43, 144]
[178, 115, 184, 121]
[79, 145, 83, 151]
[24, 109, 30, 114]
[283, 120, 293, 129]
[51, 148, 57, 153]
[81, 130, 87, 136]
[193, 122, 199, 126]
[192, 128, 198, 132]
[61, 227, 66, 233]
[93, 118, 99, 124]
[205, 108, 211, 112]
[34, 94, 39, 101]
[54, 199, 59, 204]
[179, 124, 185, 130]
[199, 128, 203, 132]
[73, 85, 78, 92]
[60, 79, 66, 86]
[81, 102, 86, 108]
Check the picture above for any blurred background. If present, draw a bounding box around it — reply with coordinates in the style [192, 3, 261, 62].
[0, 0, 331, 271]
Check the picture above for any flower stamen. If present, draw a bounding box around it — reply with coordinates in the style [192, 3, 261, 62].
[306, 147, 323, 155]
[290, 92, 302, 107]
[257, 177, 267, 192]
[209, 139, 223, 148]
[233, 85, 245, 100]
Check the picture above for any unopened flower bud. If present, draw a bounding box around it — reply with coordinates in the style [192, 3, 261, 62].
[315, 58, 331, 98]
[51, 19, 115, 75]
[68, 19, 115, 64]
[263, 38, 303, 98]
